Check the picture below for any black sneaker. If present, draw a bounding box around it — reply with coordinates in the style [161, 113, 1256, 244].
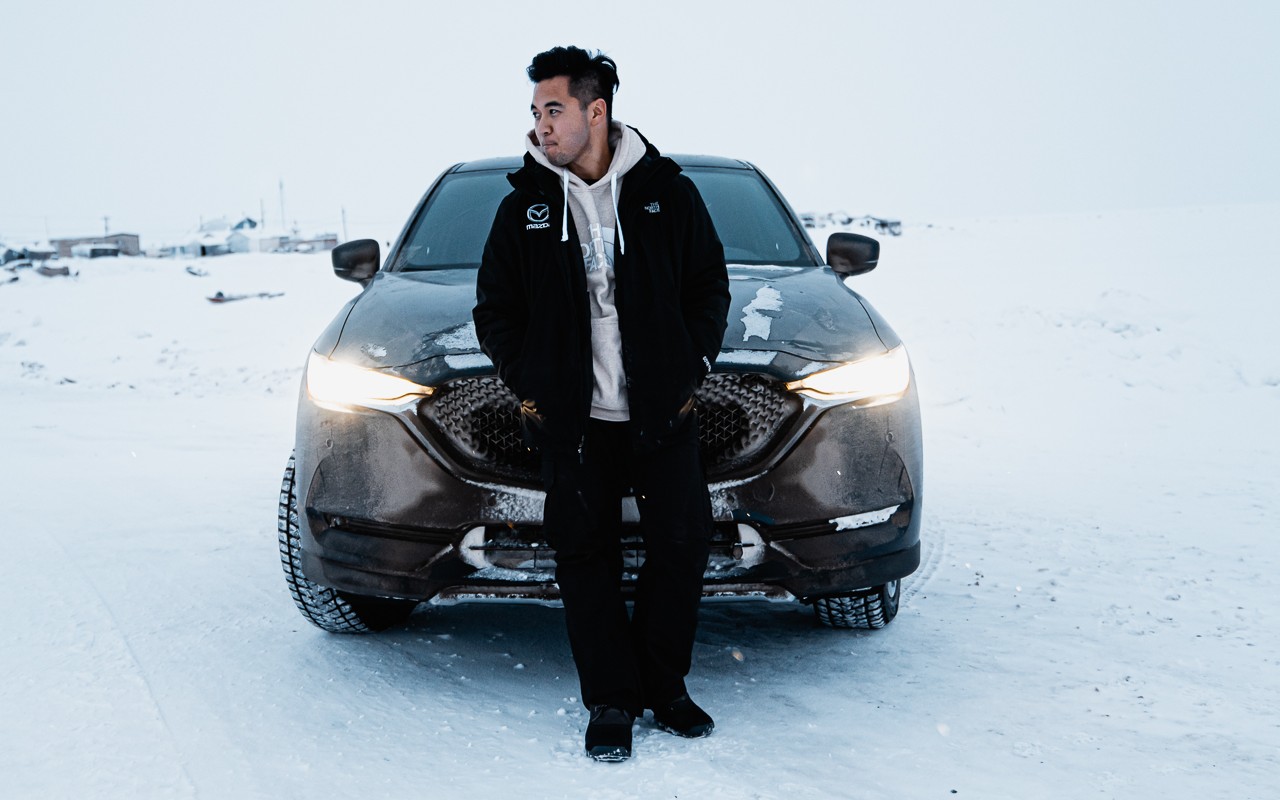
[651, 694, 714, 738]
[585, 705, 635, 762]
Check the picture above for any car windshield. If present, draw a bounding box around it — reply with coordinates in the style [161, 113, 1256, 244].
[393, 165, 818, 270]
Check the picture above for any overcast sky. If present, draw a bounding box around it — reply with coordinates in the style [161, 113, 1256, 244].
[1, 0, 1276, 243]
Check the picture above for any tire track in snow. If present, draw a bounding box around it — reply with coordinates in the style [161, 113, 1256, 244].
[39, 530, 201, 797]
[902, 515, 945, 603]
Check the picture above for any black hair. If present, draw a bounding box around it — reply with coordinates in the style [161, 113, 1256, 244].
[527, 46, 620, 122]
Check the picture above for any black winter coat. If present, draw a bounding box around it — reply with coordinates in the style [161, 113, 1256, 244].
[473, 132, 730, 455]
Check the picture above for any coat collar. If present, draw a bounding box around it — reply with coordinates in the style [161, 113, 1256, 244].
[507, 126, 680, 205]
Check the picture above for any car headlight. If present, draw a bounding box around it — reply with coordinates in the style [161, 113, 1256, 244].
[305, 351, 433, 408]
[786, 344, 911, 405]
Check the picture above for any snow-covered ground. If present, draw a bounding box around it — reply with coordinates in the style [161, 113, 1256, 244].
[2, 206, 1276, 798]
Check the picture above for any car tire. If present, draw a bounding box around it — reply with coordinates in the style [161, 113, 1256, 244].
[813, 579, 901, 629]
[278, 454, 417, 633]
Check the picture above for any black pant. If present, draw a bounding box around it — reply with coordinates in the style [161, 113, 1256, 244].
[540, 415, 713, 715]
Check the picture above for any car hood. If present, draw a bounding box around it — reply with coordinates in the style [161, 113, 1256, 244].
[327, 265, 897, 381]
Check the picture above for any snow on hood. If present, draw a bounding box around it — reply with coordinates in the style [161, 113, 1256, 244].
[327, 265, 895, 384]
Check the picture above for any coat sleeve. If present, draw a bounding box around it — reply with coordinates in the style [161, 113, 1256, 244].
[473, 196, 530, 399]
[677, 176, 730, 384]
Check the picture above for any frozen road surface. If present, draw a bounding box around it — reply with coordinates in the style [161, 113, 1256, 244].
[2, 206, 1277, 799]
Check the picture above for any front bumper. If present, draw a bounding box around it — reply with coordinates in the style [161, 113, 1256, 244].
[292, 371, 923, 604]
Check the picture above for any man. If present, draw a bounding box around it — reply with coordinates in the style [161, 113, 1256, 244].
[473, 46, 730, 762]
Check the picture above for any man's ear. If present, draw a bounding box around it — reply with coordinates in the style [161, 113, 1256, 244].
[589, 98, 608, 125]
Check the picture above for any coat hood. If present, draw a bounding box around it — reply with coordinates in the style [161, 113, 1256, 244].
[524, 120, 647, 185]
[524, 121, 648, 246]
[507, 126, 681, 208]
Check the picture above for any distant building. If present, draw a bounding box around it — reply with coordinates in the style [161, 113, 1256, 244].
[288, 232, 339, 253]
[194, 232, 231, 257]
[227, 218, 291, 253]
[70, 242, 120, 258]
[162, 218, 237, 257]
[51, 233, 141, 258]
[2, 243, 57, 264]
[159, 216, 340, 257]
[799, 213, 902, 236]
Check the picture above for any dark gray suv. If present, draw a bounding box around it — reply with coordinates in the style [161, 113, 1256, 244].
[279, 155, 923, 634]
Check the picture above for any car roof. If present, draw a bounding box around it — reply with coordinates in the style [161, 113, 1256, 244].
[453, 154, 751, 173]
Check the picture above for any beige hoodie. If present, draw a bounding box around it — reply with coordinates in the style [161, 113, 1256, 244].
[525, 121, 646, 421]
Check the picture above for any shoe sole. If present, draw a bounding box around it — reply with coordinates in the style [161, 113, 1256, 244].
[654, 720, 715, 739]
[588, 745, 631, 762]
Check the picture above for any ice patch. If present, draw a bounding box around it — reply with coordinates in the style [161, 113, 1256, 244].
[443, 353, 494, 370]
[458, 479, 545, 522]
[716, 349, 776, 366]
[707, 475, 755, 520]
[466, 566, 556, 582]
[435, 321, 480, 350]
[727, 265, 805, 275]
[830, 505, 898, 531]
[742, 286, 783, 342]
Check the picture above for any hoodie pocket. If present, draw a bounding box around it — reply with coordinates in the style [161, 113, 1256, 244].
[589, 316, 629, 414]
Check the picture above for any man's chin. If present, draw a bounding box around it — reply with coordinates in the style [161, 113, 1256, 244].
[545, 151, 574, 168]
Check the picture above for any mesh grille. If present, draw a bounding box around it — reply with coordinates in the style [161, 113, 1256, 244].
[421, 377, 539, 478]
[696, 372, 798, 471]
[419, 373, 800, 481]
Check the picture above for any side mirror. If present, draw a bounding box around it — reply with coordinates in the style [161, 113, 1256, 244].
[826, 233, 879, 277]
[332, 239, 381, 285]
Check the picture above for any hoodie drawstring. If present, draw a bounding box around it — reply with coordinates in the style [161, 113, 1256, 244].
[610, 172, 625, 255]
[560, 169, 570, 242]
[559, 165, 626, 254]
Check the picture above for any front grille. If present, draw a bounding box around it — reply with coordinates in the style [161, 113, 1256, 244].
[465, 521, 753, 576]
[420, 376, 540, 479]
[696, 372, 799, 472]
[418, 373, 801, 482]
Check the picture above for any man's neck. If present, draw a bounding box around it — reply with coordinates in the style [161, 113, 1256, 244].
[568, 136, 615, 184]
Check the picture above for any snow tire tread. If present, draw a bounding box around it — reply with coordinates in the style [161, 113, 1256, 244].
[813, 580, 900, 630]
[278, 454, 413, 633]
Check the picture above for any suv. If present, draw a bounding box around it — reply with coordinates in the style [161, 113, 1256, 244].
[279, 155, 922, 633]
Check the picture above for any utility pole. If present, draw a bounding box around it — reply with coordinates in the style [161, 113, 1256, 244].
[279, 180, 286, 237]
[103, 215, 110, 236]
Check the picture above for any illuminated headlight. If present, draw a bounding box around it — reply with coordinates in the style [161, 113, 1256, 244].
[786, 345, 911, 405]
[305, 351, 433, 408]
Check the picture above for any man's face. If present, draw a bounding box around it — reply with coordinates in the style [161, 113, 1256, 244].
[531, 76, 592, 168]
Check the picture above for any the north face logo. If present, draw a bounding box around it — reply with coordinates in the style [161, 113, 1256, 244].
[644, 202, 661, 214]
[527, 204, 550, 223]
